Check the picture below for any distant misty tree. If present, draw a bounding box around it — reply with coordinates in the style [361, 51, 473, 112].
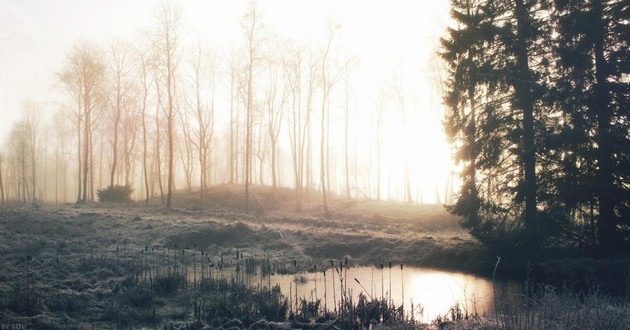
[262, 44, 287, 194]
[57, 43, 105, 203]
[105, 40, 137, 198]
[137, 46, 153, 206]
[184, 44, 216, 207]
[23, 102, 41, 203]
[283, 43, 317, 212]
[318, 22, 346, 218]
[151, 2, 182, 209]
[241, 2, 267, 214]
[0, 153, 4, 204]
[57, 42, 106, 204]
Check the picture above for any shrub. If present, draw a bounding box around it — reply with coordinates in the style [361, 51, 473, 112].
[97, 185, 133, 203]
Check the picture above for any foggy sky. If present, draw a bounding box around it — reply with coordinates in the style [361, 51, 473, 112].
[1, 0, 449, 147]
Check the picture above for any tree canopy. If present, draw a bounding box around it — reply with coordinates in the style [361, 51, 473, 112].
[442, 0, 630, 254]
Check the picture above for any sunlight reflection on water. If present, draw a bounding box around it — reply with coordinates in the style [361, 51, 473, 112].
[262, 266, 515, 323]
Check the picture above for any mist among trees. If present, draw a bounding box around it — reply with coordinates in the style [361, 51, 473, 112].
[1, 0, 628, 254]
[0, 2, 450, 212]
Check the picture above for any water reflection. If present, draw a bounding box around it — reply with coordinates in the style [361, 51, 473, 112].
[263, 266, 512, 323]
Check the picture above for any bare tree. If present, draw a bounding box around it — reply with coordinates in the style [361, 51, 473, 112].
[241, 2, 267, 213]
[153, 69, 166, 204]
[137, 45, 154, 205]
[263, 48, 287, 192]
[106, 40, 137, 193]
[53, 107, 72, 204]
[58, 42, 105, 203]
[7, 120, 31, 203]
[22, 102, 41, 202]
[284, 45, 304, 209]
[342, 59, 360, 199]
[121, 106, 139, 186]
[318, 22, 345, 218]
[178, 112, 195, 192]
[283, 41, 319, 211]
[228, 48, 243, 185]
[186, 44, 216, 206]
[152, 2, 181, 209]
[391, 68, 413, 203]
[0, 153, 4, 205]
[372, 88, 386, 201]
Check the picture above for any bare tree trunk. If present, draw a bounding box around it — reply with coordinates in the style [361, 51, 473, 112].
[325, 97, 331, 196]
[22, 140, 27, 203]
[376, 90, 384, 200]
[229, 59, 237, 184]
[242, 3, 263, 214]
[319, 25, 341, 218]
[82, 104, 90, 203]
[140, 54, 151, 206]
[31, 140, 36, 202]
[110, 101, 121, 192]
[155, 79, 165, 204]
[154, 2, 181, 210]
[77, 106, 82, 203]
[89, 119, 95, 203]
[0, 155, 4, 205]
[179, 117, 194, 193]
[320, 93, 329, 217]
[245, 62, 252, 213]
[393, 72, 412, 203]
[166, 59, 175, 209]
[344, 67, 350, 199]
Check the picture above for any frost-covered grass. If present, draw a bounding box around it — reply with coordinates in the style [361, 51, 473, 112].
[0, 191, 477, 329]
[0, 186, 628, 329]
[431, 286, 630, 330]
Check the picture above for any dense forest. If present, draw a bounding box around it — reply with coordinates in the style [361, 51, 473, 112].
[442, 0, 629, 253]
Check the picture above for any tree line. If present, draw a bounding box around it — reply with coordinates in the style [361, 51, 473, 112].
[442, 0, 629, 252]
[0, 2, 449, 213]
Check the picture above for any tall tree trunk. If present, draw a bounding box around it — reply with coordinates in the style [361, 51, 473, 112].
[320, 93, 328, 217]
[592, 0, 617, 248]
[89, 119, 95, 202]
[229, 64, 236, 184]
[0, 155, 4, 205]
[76, 105, 82, 203]
[376, 93, 383, 200]
[154, 79, 165, 204]
[82, 108, 90, 203]
[31, 138, 36, 203]
[344, 68, 350, 199]
[141, 73, 150, 206]
[514, 0, 538, 242]
[110, 101, 120, 194]
[22, 141, 26, 203]
[396, 75, 413, 203]
[166, 56, 174, 209]
[245, 61, 253, 213]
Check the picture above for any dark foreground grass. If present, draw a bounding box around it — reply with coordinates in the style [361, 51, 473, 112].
[0, 199, 629, 329]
